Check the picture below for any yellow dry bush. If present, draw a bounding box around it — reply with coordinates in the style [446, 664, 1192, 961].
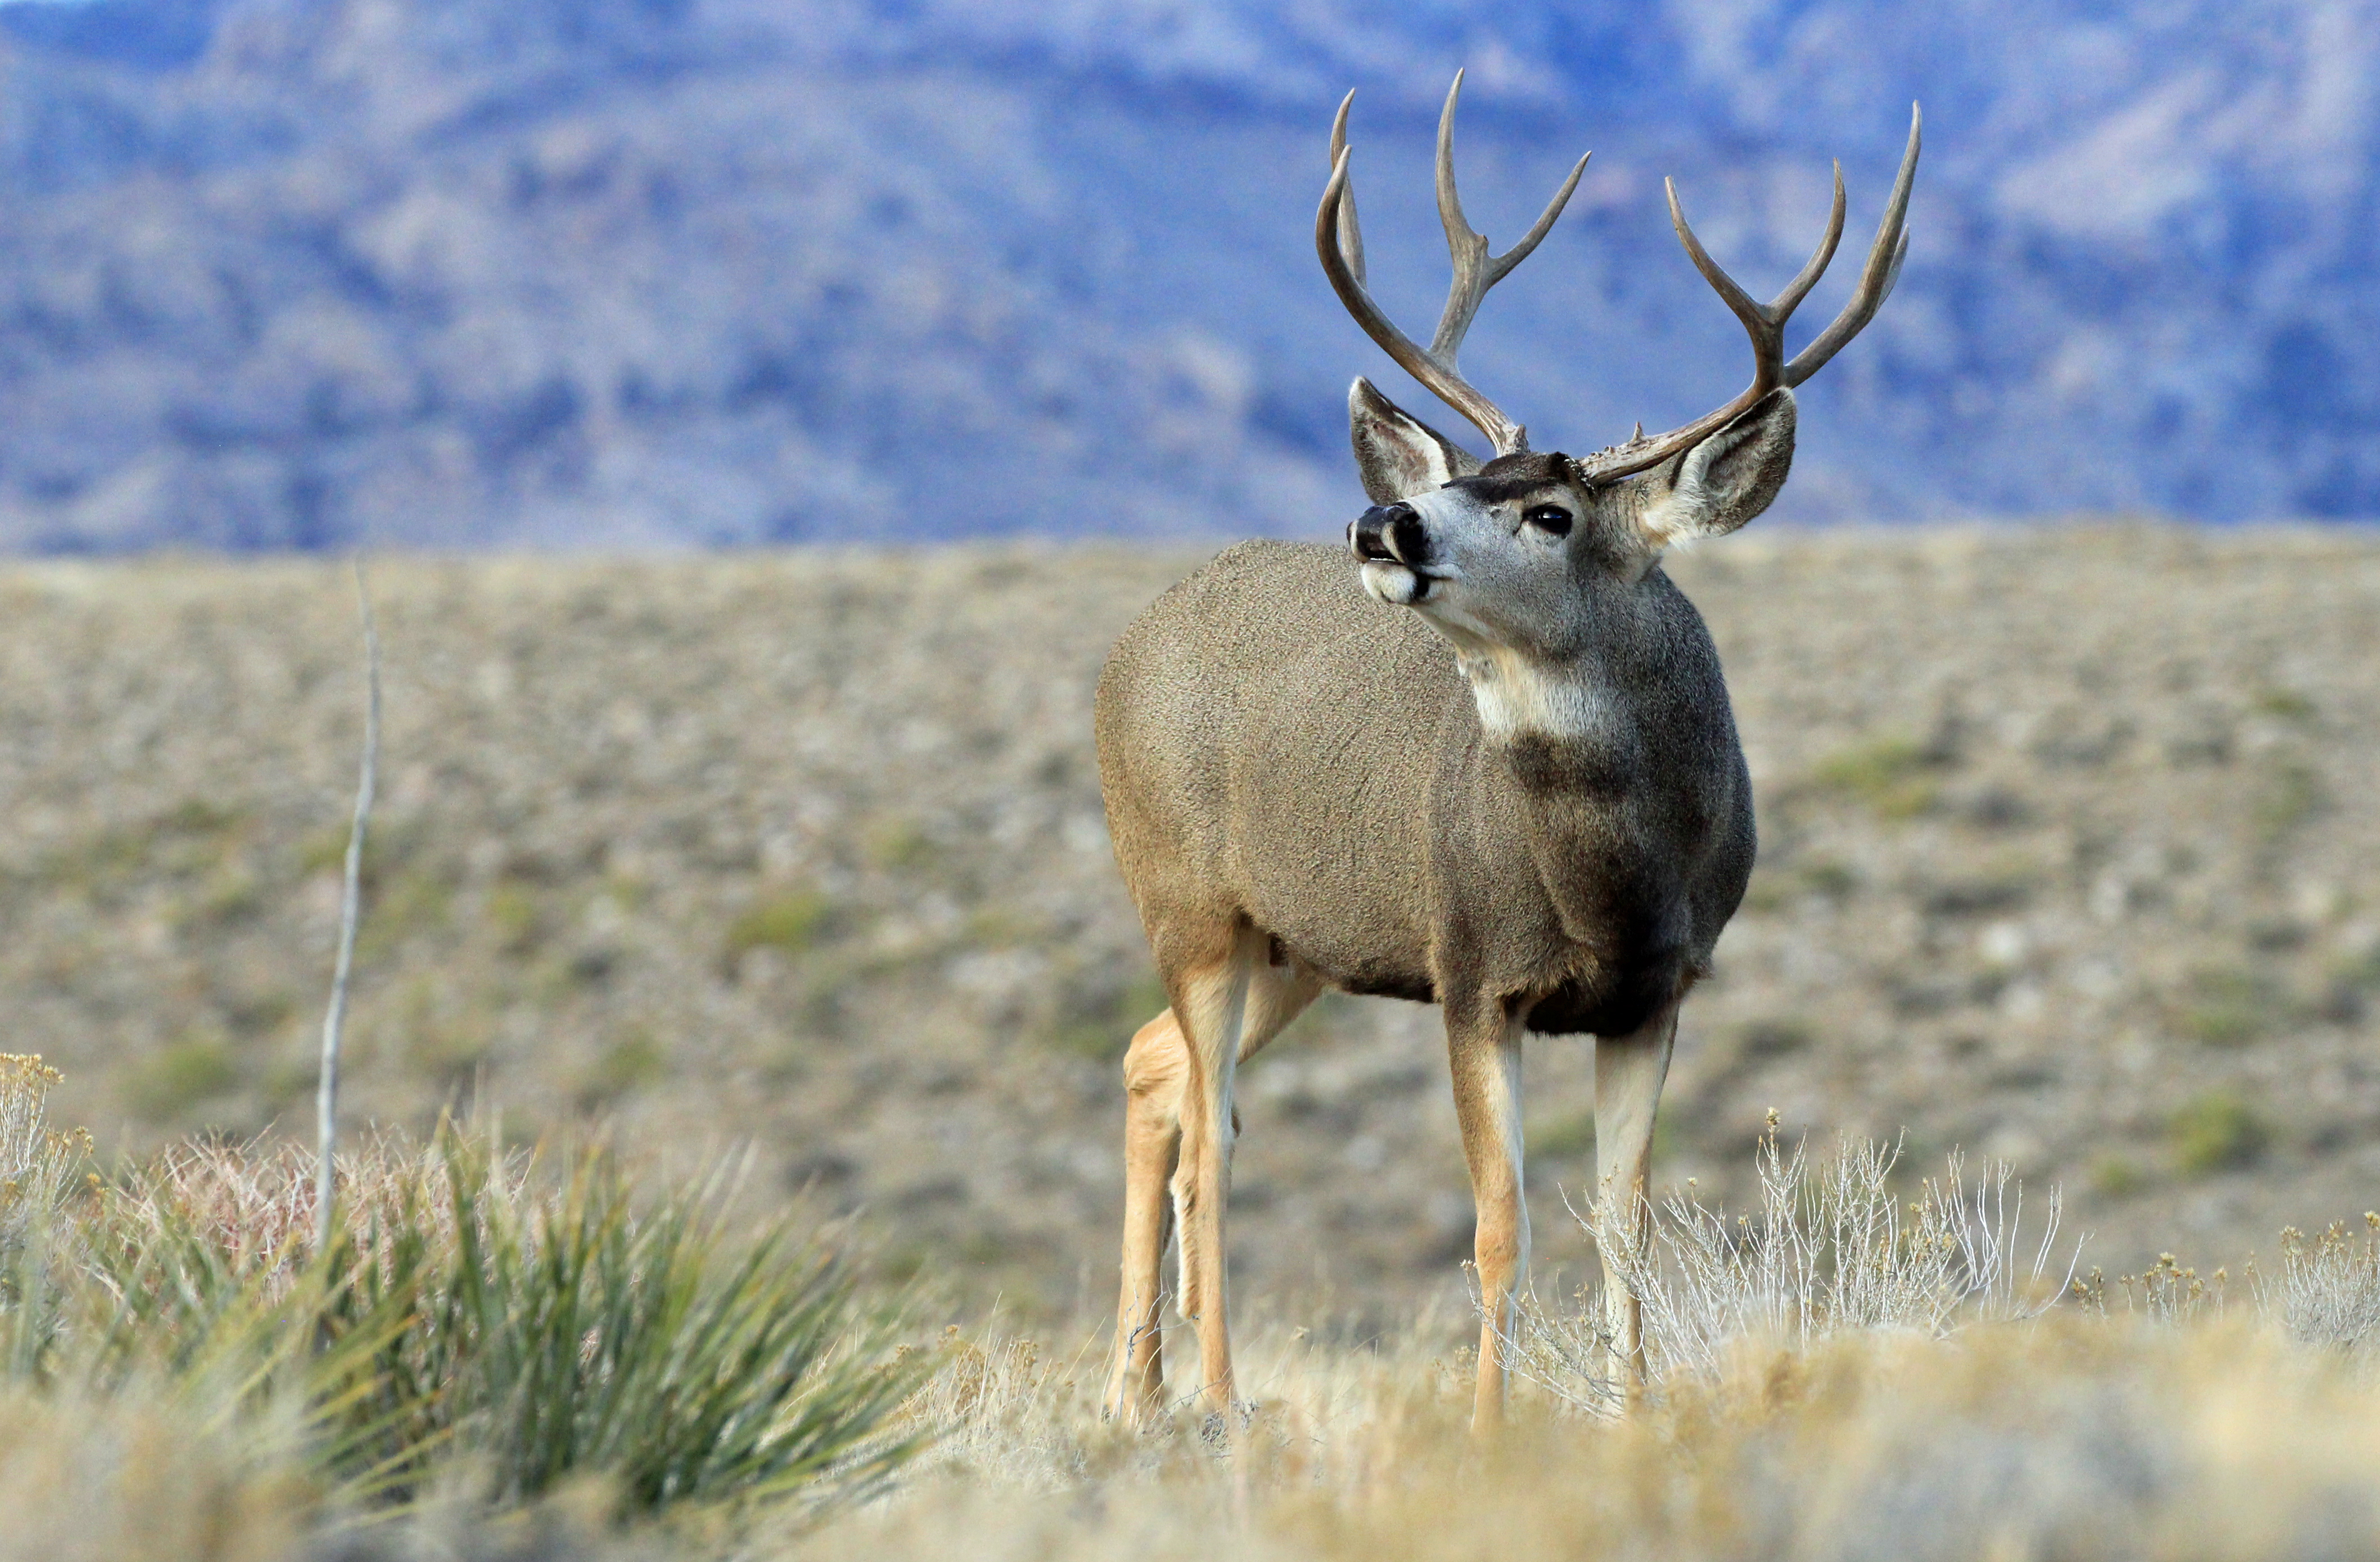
[1, 1054, 91, 1254]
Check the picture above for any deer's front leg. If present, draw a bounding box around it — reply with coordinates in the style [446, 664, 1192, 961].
[1593, 1002, 1677, 1391]
[1167, 938, 1256, 1415]
[1446, 1001, 1529, 1434]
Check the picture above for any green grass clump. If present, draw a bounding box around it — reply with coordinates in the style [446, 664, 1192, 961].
[2173, 966, 2279, 1048]
[2252, 687, 2317, 722]
[1526, 1110, 1596, 1161]
[357, 866, 455, 961]
[1046, 968, 1168, 1060]
[341, 1134, 927, 1513]
[2252, 758, 2326, 844]
[1739, 1018, 1815, 1058]
[864, 817, 933, 872]
[2091, 1153, 2148, 1198]
[1810, 735, 1940, 819]
[123, 1037, 241, 1122]
[2170, 1090, 2270, 1174]
[725, 890, 833, 966]
[575, 1032, 666, 1108]
[1741, 859, 1859, 913]
[485, 882, 546, 955]
[176, 867, 267, 931]
[38, 801, 250, 904]
[1796, 858, 1862, 899]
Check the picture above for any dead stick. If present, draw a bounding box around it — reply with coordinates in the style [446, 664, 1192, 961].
[316, 557, 381, 1255]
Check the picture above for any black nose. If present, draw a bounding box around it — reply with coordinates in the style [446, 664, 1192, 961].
[1349, 503, 1429, 566]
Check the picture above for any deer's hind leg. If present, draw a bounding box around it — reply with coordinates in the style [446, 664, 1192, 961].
[1105, 1010, 1187, 1422]
[1104, 930, 1318, 1424]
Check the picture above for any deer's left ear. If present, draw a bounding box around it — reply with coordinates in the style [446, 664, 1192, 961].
[1636, 389, 1796, 548]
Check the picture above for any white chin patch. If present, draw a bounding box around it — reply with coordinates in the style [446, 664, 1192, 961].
[1360, 561, 1425, 606]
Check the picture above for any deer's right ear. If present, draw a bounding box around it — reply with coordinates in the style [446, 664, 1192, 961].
[1348, 378, 1481, 503]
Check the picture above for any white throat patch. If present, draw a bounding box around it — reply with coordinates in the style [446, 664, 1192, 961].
[1457, 649, 1614, 742]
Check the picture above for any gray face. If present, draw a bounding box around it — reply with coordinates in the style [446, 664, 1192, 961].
[1340, 383, 1799, 696]
[1348, 453, 1646, 663]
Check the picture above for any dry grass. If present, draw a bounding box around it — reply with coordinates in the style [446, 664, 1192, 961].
[1, 1055, 90, 1252]
[1509, 1126, 2073, 1411]
[779, 1135, 2380, 1562]
[12, 1055, 2380, 1557]
[796, 1142, 2380, 1562]
[788, 1324, 2380, 1562]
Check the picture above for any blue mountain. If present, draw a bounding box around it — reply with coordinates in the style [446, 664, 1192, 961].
[0, 0, 2370, 549]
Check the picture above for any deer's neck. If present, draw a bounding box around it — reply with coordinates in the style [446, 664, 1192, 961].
[1455, 645, 1627, 751]
[1457, 645, 1667, 955]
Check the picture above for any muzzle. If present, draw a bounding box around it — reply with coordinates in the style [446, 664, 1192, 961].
[1349, 503, 1431, 567]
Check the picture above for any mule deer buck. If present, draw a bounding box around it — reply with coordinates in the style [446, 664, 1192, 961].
[1096, 74, 1919, 1431]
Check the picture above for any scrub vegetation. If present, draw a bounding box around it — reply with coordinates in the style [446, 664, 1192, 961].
[7, 535, 2380, 1554]
[10, 1055, 2380, 1560]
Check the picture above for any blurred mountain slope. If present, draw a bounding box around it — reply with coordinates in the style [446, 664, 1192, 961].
[0, 0, 2373, 549]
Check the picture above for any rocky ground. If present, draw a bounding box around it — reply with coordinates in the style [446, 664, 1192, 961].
[6, 529, 2379, 1323]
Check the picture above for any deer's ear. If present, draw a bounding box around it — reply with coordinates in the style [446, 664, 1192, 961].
[1348, 378, 1481, 503]
[1637, 388, 1796, 548]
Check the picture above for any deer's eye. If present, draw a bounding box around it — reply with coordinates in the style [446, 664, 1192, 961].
[1523, 505, 1574, 537]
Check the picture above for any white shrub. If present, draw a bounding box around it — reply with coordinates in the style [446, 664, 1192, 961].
[2262, 1215, 2380, 1357]
[1512, 1128, 2075, 1410]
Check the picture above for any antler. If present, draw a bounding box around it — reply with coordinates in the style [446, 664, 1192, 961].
[1570, 103, 1922, 485]
[1317, 72, 1588, 456]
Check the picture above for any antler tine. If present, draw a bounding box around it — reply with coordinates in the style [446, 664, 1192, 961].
[1784, 103, 1921, 386]
[1329, 90, 1366, 286]
[1572, 102, 1922, 485]
[1771, 161, 1848, 321]
[1428, 70, 1591, 368]
[1319, 145, 1520, 450]
[1664, 175, 1786, 396]
[1317, 76, 1586, 456]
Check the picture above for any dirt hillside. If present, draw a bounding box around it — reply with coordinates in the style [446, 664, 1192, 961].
[7, 529, 2379, 1320]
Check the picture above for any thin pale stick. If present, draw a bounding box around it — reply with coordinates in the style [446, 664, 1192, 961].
[314, 557, 380, 1256]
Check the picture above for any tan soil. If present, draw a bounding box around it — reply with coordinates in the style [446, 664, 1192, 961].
[6, 529, 2378, 1321]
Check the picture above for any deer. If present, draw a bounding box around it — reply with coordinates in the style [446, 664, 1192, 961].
[1094, 73, 1919, 1433]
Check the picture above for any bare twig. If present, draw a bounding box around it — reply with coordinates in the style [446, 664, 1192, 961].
[316, 558, 380, 1255]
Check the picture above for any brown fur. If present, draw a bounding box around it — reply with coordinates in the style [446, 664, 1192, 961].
[1093, 383, 1792, 1430]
